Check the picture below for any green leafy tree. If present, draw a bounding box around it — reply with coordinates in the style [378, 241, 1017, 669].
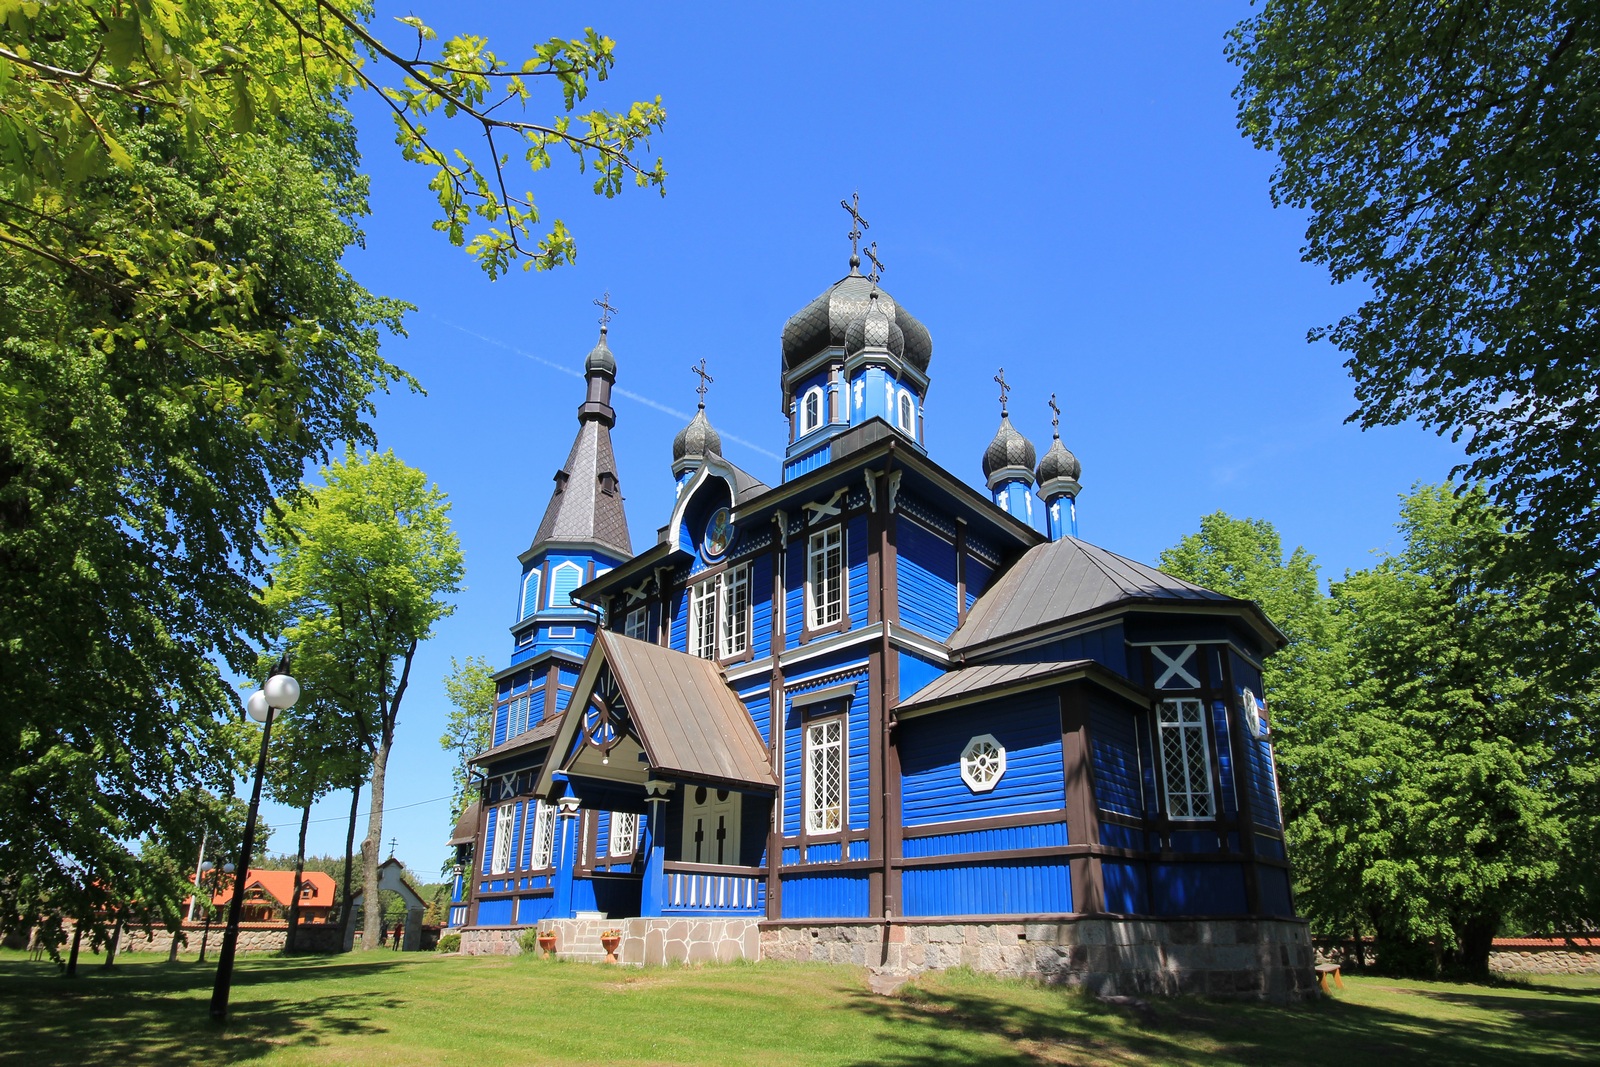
[1303, 486, 1595, 976]
[1229, 3, 1600, 581]
[262, 449, 463, 951]
[439, 655, 496, 826]
[0, 1, 661, 942]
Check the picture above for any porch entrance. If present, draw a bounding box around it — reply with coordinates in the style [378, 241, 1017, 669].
[681, 785, 741, 865]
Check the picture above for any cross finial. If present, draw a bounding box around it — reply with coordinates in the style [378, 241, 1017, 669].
[691, 358, 714, 409]
[994, 368, 1011, 416]
[840, 192, 870, 271]
[864, 241, 886, 285]
[1048, 392, 1061, 439]
[593, 290, 617, 333]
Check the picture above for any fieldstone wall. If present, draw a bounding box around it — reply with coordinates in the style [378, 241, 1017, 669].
[458, 917, 760, 965]
[1314, 937, 1600, 976]
[112, 920, 348, 955]
[763, 917, 1317, 1002]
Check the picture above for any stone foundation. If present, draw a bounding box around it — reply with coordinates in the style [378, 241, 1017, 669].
[110, 920, 348, 955]
[459, 918, 761, 966]
[1315, 936, 1600, 976]
[762, 917, 1317, 1002]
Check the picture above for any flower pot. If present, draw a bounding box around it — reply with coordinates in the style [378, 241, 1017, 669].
[600, 933, 621, 964]
[537, 933, 557, 958]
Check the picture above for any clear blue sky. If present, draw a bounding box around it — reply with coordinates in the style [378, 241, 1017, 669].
[249, 1, 1465, 875]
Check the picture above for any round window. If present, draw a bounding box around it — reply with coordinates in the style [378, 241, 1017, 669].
[960, 734, 1007, 793]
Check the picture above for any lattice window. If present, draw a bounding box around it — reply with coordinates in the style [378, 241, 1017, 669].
[624, 606, 648, 640]
[527, 800, 556, 869]
[490, 802, 517, 873]
[608, 812, 638, 857]
[720, 564, 750, 658]
[805, 718, 845, 834]
[1158, 699, 1215, 819]
[960, 734, 1007, 793]
[688, 578, 718, 660]
[807, 526, 845, 629]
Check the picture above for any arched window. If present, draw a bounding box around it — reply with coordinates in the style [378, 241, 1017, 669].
[897, 390, 916, 434]
[799, 386, 824, 436]
[550, 561, 584, 610]
[520, 570, 541, 620]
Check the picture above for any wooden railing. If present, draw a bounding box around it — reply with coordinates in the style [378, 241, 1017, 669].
[661, 862, 766, 913]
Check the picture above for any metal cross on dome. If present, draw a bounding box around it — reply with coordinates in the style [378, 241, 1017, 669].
[691, 358, 714, 407]
[1048, 392, 1061, 438]
[864, 241, 886, 284]
[594, 290, 617, 331]
[994, 368, 1011, 416]
[841, 192, 870, 264]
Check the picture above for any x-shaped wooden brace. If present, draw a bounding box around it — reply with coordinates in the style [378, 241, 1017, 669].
[804, 487, 848, 524]
[1152, 644, 1200, 689]
[624, 580, 651, 605]
[498, 772, 517, 799]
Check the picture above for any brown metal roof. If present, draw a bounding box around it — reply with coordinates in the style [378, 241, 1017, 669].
[468, 711, 565, 766]
[595, 630, 776, 789]
[447, 800, 481, 846]
[950, 536, 1242, 653]
[896, 659, 1146, 718]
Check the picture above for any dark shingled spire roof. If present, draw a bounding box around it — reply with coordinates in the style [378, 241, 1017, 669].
[529, 330, 632, 557]
[531, 420, 632, 556]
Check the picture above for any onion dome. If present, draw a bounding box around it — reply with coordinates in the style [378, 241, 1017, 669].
[844, 289, 905, 358]
[982, 415, 1037, 486]
[672, 405, 722, 466]
[585, 325, 616, 376]
[782, 267, 932, 373]
[1036, 436, 1081, 486]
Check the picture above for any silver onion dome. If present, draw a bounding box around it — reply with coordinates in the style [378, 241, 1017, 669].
[585, 327, 616, 376]
[1035, 436, 1081, 486]
[982, 416, 1037, 483]
[782, 267, 932, 373]
[672, 406, 722, 464]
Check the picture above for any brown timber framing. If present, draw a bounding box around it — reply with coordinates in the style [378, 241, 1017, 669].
[766, 509, 786, 921]
[1217, 646, 1264, 915]
[1059, 685, 1106, 913]
[874, 453, 902, 921]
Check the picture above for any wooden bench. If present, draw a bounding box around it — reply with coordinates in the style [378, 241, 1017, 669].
[1315, 963, 1344, 992]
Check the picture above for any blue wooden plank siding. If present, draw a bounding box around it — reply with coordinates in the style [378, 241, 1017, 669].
[779, 872, 870, 918]
[1259, 866, 1293, 916]
[896, 518, 960, 640]
[1211, 700, 1237, 817]
[481, 806, 498, 876]
[964, 555, 993, 612]
[902, 819, 1068, 858]
[1244, 736, 1281, 828]
[741, 687, 772, 745]
[671, 587, 689, 651]
[517, 896, 556, 924]
[901, 860, 1073, 917]
[476, 897, 514, 924]
[1151, 862, 1247, 916]
[1103, 862, 1150, 914]
[783, 446, 831, 481]
[1100, 823, 1148, 850]
[554, 685, 574, 712]
[847, 515, 869, 620]
[1136, 713, 1160, 817]
[898, 692, 1066, 827]
[1254, 833, 1286, 860]
[991, 623, 1129, 677]
[1090, 700, 1143, 817]
[750, 555, 774, 659]
[897, 650, 945, 701]
[784, 544, 804, 651]
[493, 700, 510, 747]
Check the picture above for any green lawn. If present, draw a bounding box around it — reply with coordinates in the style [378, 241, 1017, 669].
[2, 949, 1597, 1066]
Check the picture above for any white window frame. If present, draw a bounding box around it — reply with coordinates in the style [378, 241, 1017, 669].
[607, 812, 638, 858]
[688, 577, 718, 660]
[520, 570, 541, 619]
[624, 606, 648, 640]
[804, 717, 845, 835]
[490, 802, 517, 874]
[960, 734, 1007, 793]
[1157, 698, 1215, 820]
[549, 560, 584, 611]
[719, 563, 750, 658]
[806, 525, 846, 630]
[527, 800, 556, 870]
[799, 385, 825, 436]
[896, 389, 916, 434]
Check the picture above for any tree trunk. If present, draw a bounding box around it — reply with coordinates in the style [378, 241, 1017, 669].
[341, 783, 360, 929]
[103, 911, 124, 968]
[66, 924, 82, 977]
[361, 637, 417, 951]
[1455, 916, 1498, 981]
[284, 800, 312, 953]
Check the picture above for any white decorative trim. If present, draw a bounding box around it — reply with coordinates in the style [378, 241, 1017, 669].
[960, 734, 1006, 793]
[1153, 644, 1201, 689]
[804, 487, 848, 525]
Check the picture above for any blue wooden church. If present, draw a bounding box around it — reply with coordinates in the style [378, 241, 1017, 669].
[446, 222, 1314, 996]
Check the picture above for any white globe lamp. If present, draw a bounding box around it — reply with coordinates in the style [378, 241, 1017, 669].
[264, 673, 301, 711]
[246, 689, 272, 723]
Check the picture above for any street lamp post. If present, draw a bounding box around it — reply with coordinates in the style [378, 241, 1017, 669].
[209, 657, 300, 1023]
[196, 860, 234, 963]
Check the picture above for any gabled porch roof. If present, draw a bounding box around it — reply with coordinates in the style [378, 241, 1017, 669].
[537, 630, 777, 796]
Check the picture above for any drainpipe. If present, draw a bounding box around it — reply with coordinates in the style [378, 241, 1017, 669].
[879, 444, 898, 961]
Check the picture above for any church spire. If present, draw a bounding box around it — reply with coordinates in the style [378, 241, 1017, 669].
[1036, 392, 1082, 541]
[673, 359, 722, 486]
[982, 368, 1037, 524]
[529, 305, 632, 557]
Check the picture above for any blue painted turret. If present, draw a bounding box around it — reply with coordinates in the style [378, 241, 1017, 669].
[982, 371, 1037, 524]
[1036, 394, 1082, 540]
[777, 203, 933, 482]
